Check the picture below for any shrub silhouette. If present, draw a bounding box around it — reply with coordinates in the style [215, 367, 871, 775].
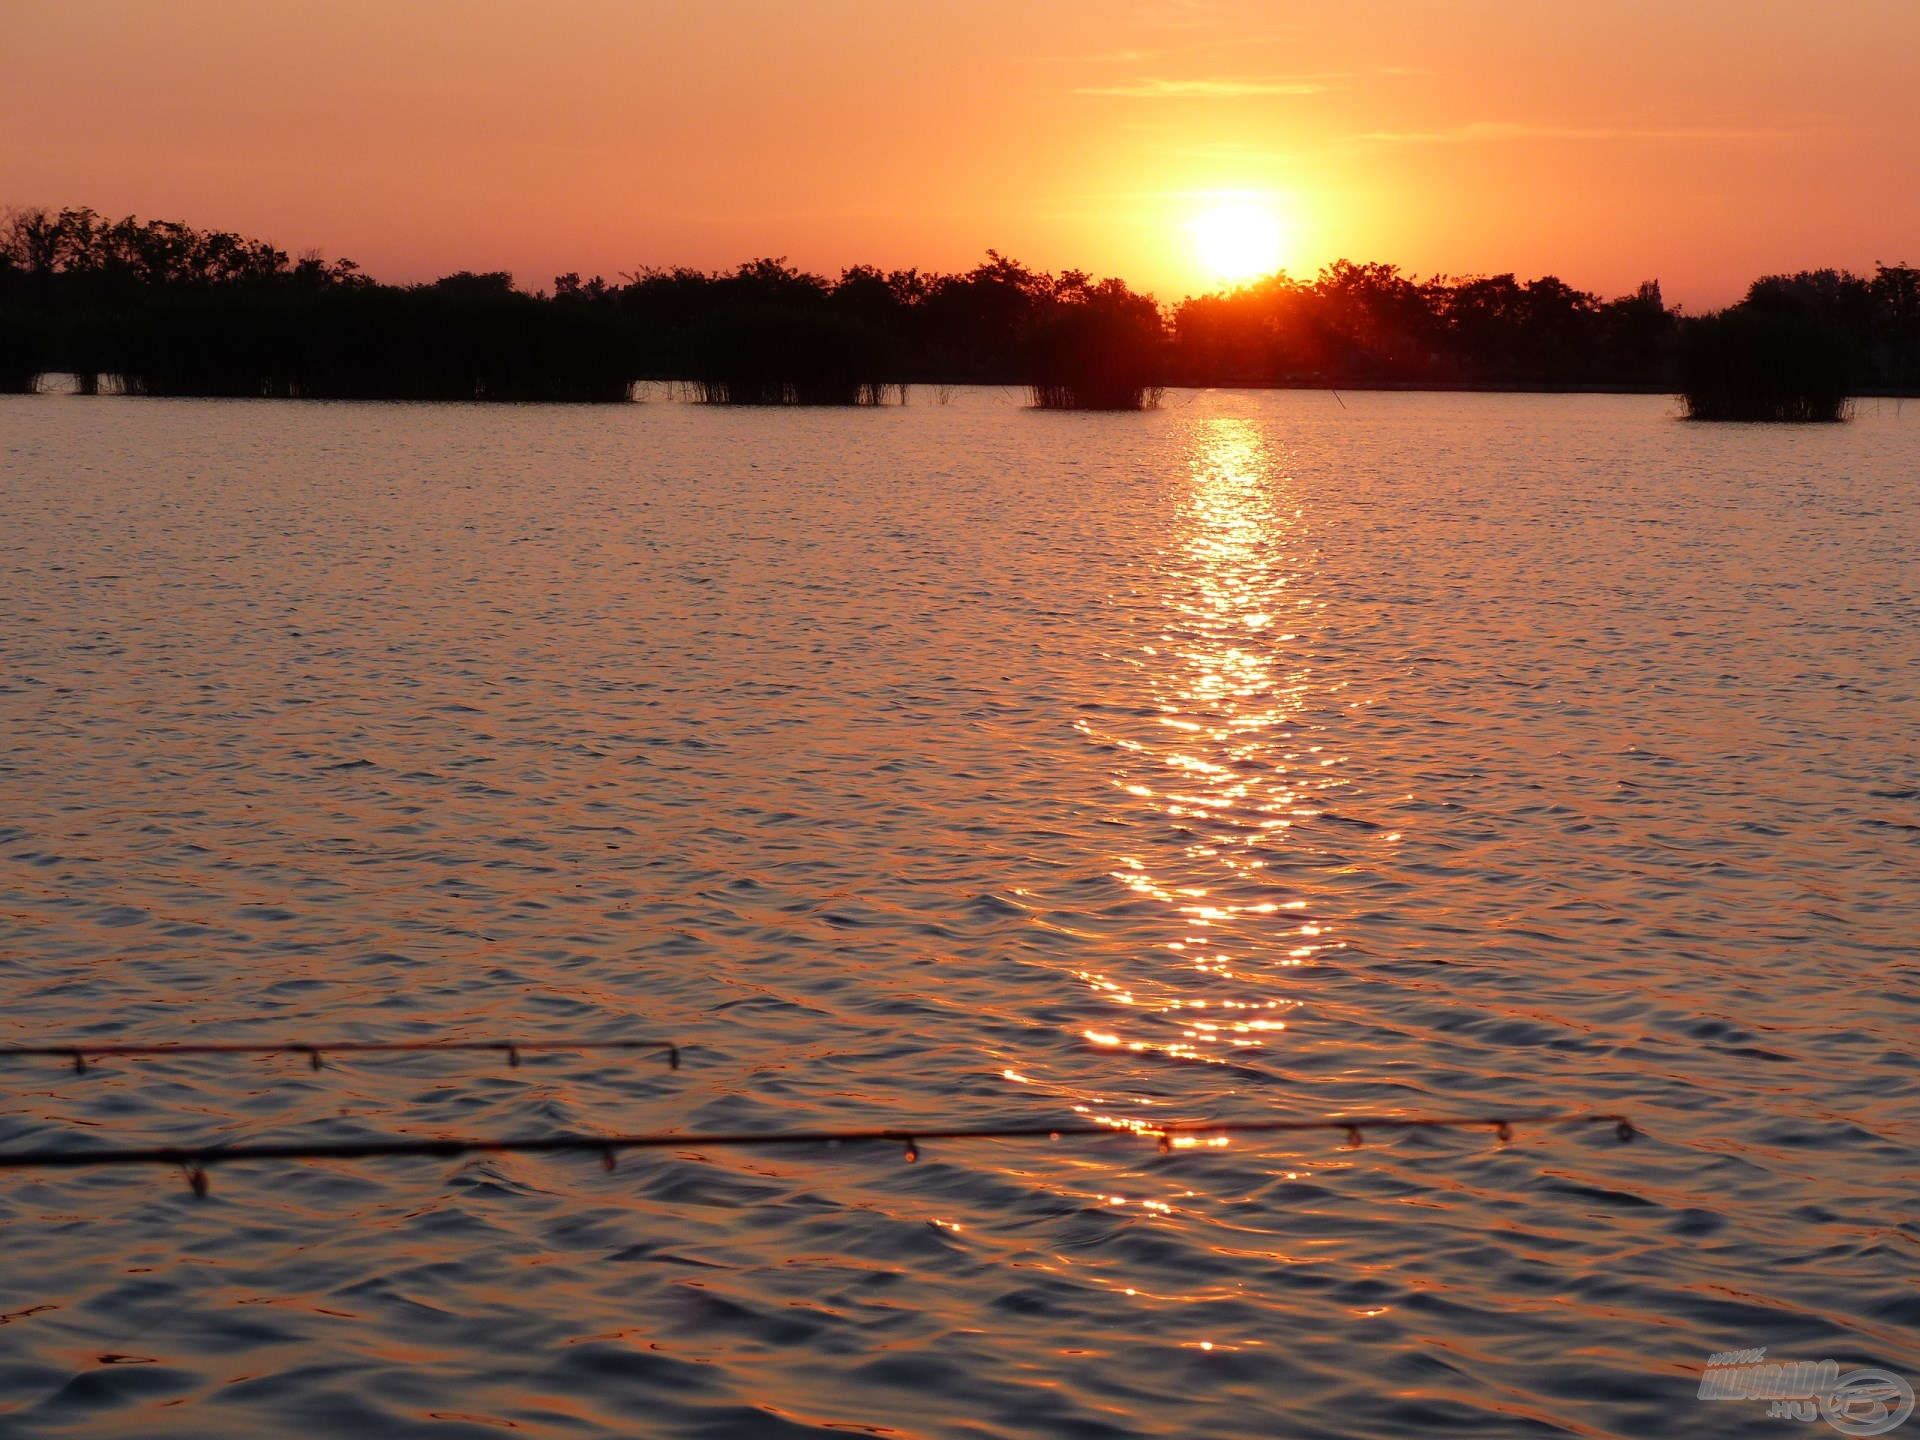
[1680, 305, 1854, 422]
[0, 306, 47, 392]
[114, 275, 635, 401]
[1026, 284, 1167, 409]
[682, 304, 904, 405]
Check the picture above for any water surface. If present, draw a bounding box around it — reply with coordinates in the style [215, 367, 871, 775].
[1, 390, 1916, 1438]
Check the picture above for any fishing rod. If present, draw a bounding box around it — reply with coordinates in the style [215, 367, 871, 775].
[0, 1110, 1636, 1196]
[0, 1038, 681, 1074]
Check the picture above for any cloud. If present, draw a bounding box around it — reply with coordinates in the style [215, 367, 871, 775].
[1074, 77, 1330, 98]
[1031, 27, 1307, 66]
[1356, 120, 1813, 144]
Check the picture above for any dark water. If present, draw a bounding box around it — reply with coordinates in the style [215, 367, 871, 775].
[1, 390, 1916, 1438]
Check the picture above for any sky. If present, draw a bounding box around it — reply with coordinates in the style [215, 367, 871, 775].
[3, 0, 1917, 308]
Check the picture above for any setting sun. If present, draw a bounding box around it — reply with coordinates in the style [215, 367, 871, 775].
[1189, 198, 1287, 287]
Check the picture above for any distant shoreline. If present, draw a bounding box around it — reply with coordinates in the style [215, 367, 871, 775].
[1177, 379, 1920, 398]
[8, 207, 1917, 408]
[13, 373, 1918, 403]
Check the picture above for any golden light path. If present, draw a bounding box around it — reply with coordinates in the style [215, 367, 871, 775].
[1061, 417, 1348, 1117]
[1007, 415, 1349, 1342]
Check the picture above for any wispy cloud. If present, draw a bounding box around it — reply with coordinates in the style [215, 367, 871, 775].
[1029, 28, 1306, 66]
[1154, 140, 1307, 163]
[1075, 76, 1330, 98]
[1357, 120, 1814, 144]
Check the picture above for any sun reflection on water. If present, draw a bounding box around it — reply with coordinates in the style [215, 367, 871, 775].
[1070, 416, 1344, 1084]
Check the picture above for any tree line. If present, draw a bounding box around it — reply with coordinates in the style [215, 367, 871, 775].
[2, 206, 1916, 411]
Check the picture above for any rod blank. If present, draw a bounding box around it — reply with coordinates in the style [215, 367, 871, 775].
[0, 1111, 1637, 1195]
[0, 1039, 681, 1074]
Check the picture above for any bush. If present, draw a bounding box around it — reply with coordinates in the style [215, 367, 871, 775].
[1026, 291, 1166, 410]
[683, 306, 905, 405]
[0, 306, 48, 392]
[1680, 306, 1853, 422]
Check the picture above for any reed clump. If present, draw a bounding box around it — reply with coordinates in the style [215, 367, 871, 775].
[1026, 286, 1167, 410]
[0, 308, 47, 393]
[1680, 305, 1854, 422]
[684, 306, 906, 405]
[115, 276, 636, 401]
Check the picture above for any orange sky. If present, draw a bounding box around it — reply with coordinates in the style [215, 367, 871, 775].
[4, 0, 1916, 308]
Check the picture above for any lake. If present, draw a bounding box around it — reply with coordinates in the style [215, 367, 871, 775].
[1, 389, 1916, 1438]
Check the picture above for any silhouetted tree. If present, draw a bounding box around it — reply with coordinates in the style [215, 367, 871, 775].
[1867, 263, 1920, 389]
[1595, 281, 1676, 384]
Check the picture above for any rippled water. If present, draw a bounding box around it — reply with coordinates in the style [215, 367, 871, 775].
[1, 390, 1916, 1439]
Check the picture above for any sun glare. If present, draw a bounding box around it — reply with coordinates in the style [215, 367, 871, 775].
[1190, 199, 1286, 287]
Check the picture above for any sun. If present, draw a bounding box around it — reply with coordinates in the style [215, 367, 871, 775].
[1189, 198, 1286, 286]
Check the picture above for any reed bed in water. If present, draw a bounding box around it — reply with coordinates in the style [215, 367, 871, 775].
[1680, 305, 1854, 422]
